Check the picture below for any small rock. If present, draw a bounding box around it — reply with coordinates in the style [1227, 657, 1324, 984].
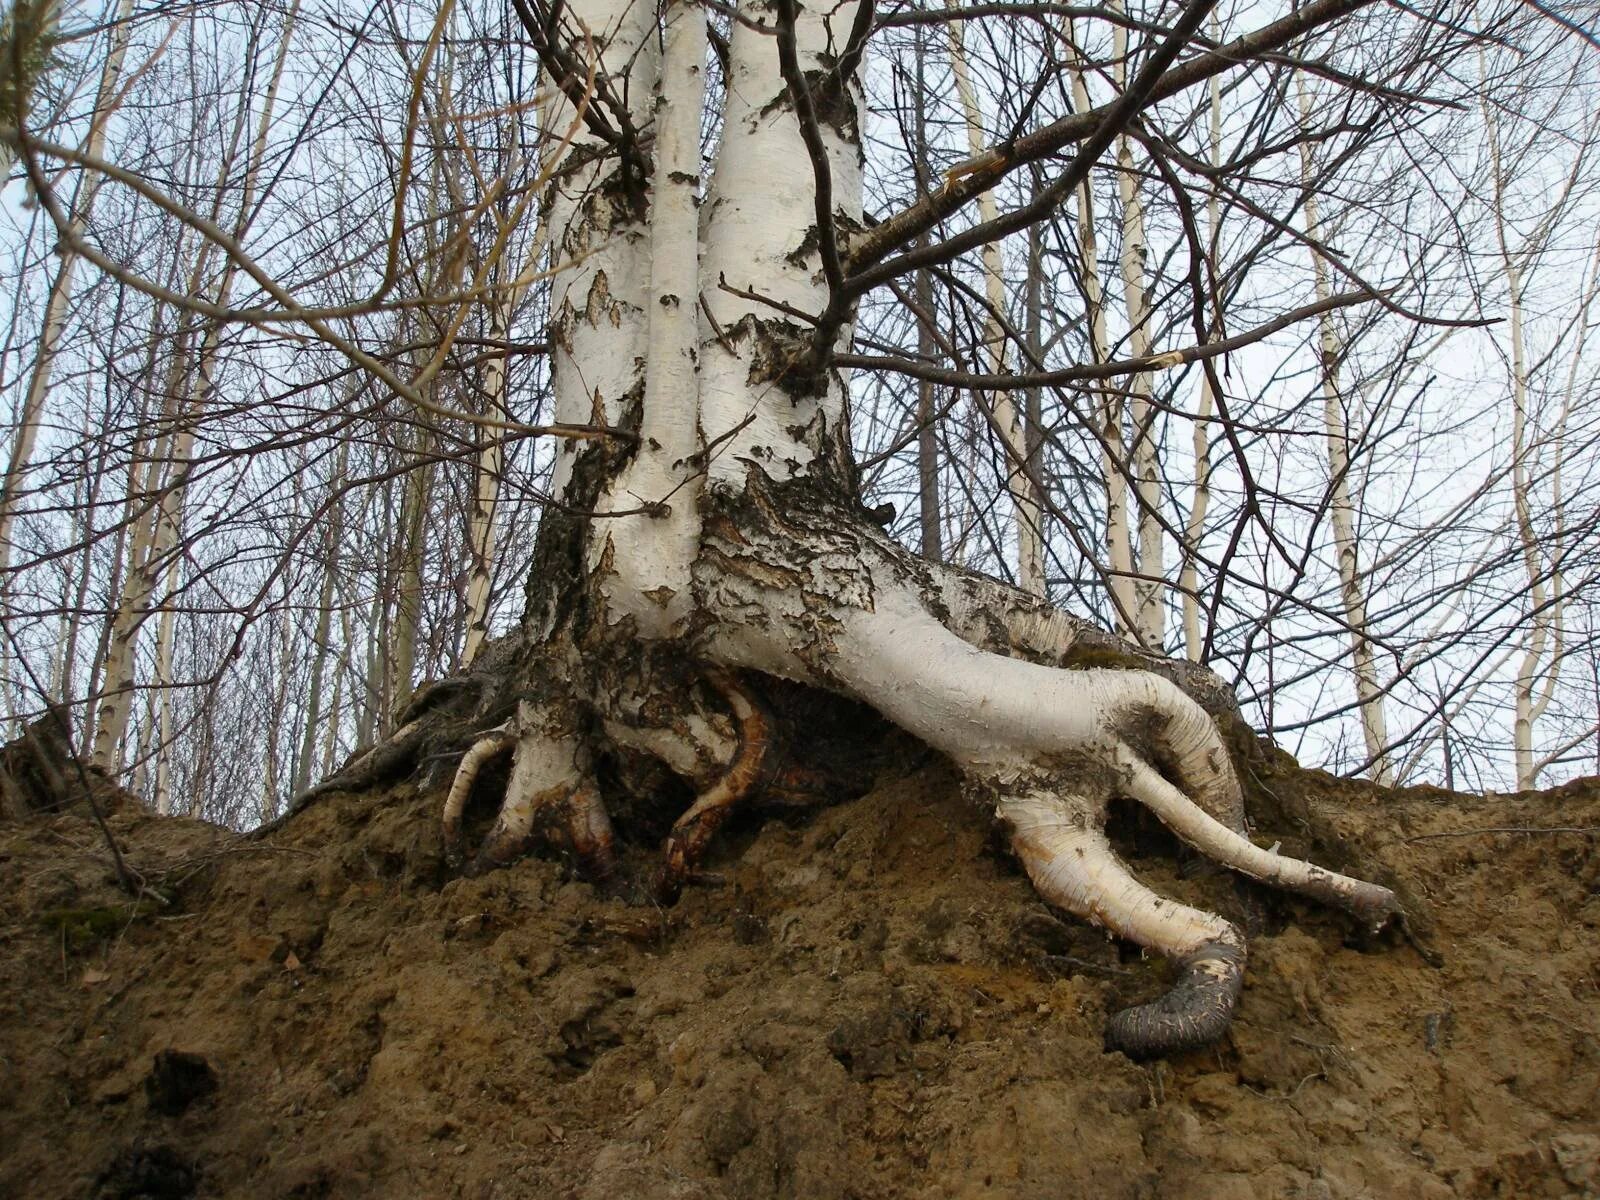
[1552, 1132, 1600, 1189]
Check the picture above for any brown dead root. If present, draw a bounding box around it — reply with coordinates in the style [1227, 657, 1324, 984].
[655, 669, 772, 904]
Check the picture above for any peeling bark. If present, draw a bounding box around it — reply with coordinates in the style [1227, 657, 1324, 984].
[299, 0, 1397, 1060]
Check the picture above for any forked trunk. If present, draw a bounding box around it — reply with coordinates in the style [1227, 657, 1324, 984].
[313, 0, 1397, 1059]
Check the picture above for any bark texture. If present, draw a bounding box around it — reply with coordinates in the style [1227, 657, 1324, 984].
[291, 0, 1398, 1059]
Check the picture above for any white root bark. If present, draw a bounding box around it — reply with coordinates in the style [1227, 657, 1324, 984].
[696, 530, 1393, 1053]
[441, 725, 515, 848]
[832, 581, 1393, 1053]
[434, 0, 1402, 1060]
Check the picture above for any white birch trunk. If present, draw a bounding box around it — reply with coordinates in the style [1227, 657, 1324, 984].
[1298, 77, 1390, 785]
[92, 4, 301, 771]
[294, 441, 348, 797]
[1180, 44, 1221, 664]
[462, 295, 512, 664]
[0, 0, 136, 588]
[1112, 10, 1163, 649]
[1067, 36, 1134, 636]
[944, 3, 1043, 594]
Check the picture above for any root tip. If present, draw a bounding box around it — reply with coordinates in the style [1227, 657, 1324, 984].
[1104, 941, 1245, 1059]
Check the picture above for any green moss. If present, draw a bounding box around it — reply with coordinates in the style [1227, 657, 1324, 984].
[42, 901, 162, 952]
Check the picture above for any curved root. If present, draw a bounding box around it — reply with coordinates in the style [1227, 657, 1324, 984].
[1123, 755, 1397, 929]
[655, 669, 771, 902]
[444, 701, 618, 880]
[1104, 941, 1245, 1058]
[1003, 793, 1249, 1057]
[809, 584, 1397, 1057]
[441, 725, 515, 854]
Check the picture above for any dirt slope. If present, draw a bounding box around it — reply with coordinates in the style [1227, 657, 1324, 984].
[2, 757, 1598, 1200]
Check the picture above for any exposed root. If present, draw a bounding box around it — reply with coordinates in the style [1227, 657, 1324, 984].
[794, 583, 1400, 1057]
[1003, 792, 1250, 1058]
[440, 725, 515, 855]
[1122, 755, 1398, 929]
[529, 783, 619, 882]
[0, 703, 78, 819]
[656, 670, 771, 903]
[1104, 941, 1246, 1059]
[333, 480, 1396, 1060]
[455, 699, 616, 880]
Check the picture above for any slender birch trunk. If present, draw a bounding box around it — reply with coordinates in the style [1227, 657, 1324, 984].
[0, 0, 135, 587]
[1067, 30, 1133, 634]
[1024, 182, 1046, 577]
[1180, 34, 1221, 664]
[945, 1, 1043, 594]
[149, 585, 179, 812]
[1298, 75, 1391, 784]
[294, 441, 347, 796]
[1, 0, 137, 722]
[390, 424, 431, 717]
[1112, 6, 1163, 648]
[92, 6, 300, 771]
[912, 24, 942, 563]
[461, 295, 510, 664]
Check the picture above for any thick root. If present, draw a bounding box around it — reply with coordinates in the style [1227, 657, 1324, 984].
[440, 725, 515, 856]
[1003, 793, 1248, 1058]
[526, 783, 619, 881]
[454, 700, 617, 879]
[656, 669, 771, 902]
[1104, 941, 1246, 1059]
[1122, 755, 1398, 929]
[808, 583, 1396, 1057]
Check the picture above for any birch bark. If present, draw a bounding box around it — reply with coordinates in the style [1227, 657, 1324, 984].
[1298, 75, 1391, 784]
[1066, 30, 1134, 636]
[1112, 5, 1164, 649]
[308, 0, 1395, 1060]
[943, 2, 1043, 594]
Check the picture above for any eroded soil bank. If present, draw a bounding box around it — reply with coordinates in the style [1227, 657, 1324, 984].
[2, 756, 1598, 1199]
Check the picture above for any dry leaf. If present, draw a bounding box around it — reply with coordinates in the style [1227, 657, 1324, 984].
[283, 951, 302, 972]
[81, 968, 110, 986]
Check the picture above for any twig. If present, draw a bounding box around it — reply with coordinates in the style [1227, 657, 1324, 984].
[1403, 825, 1600, 841]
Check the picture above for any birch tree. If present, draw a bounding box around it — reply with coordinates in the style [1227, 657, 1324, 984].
[0, 0, 135, 713]
[397, 0, 1400, 1058]
[944, 2, 1042, 593]
[1298, 74, 1392, 785]
[31, 0, 1591, 1055]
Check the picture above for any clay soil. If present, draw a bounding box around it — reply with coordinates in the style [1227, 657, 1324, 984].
[3, 752, 1598, 1200]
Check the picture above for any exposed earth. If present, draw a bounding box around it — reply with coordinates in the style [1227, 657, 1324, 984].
[3, 739, 1599, 1199]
